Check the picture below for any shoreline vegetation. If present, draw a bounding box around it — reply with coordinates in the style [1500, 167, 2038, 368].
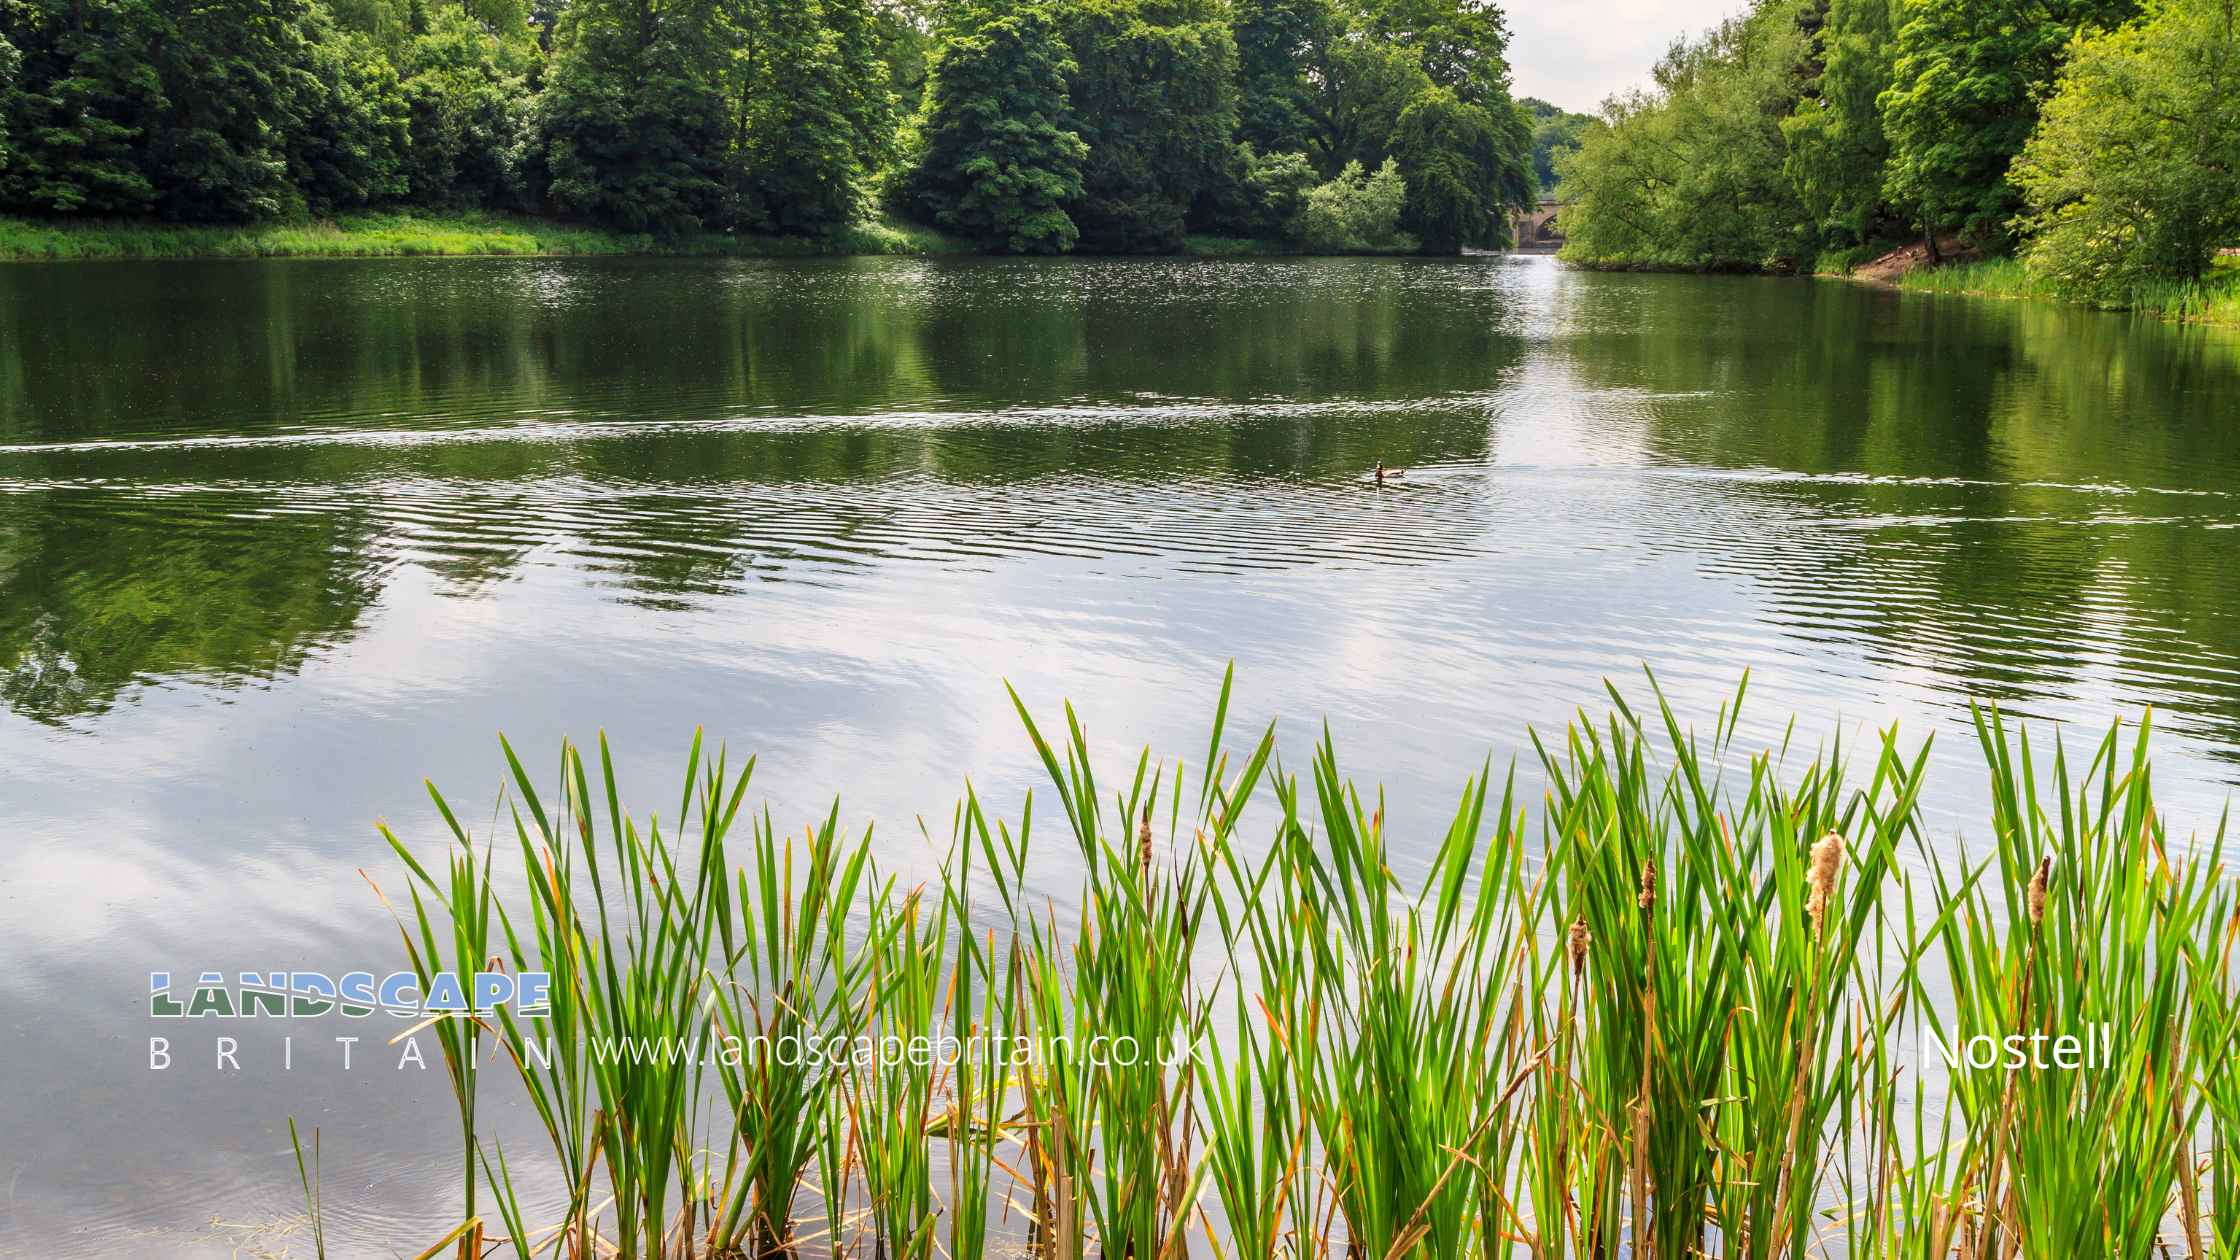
[0, 212, 1435, 263]
[358, 669, 2240, 1259]
[0, 0, 1542, 265]
[13, 208, 2235, 335]
[0, 211, 974, 262]
[1551, 0, 2240, 330]
[1545, 244, 2240, 328]
[1881, 254, 2240, 327]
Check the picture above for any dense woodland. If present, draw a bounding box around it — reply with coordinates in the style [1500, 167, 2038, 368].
[1555, 0, 2240, 304]
[0, 0, 1545, 254]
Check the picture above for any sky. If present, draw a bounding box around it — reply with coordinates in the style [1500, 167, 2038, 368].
[1505, 0, 1745, 113]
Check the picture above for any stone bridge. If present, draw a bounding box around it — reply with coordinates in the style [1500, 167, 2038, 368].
[1509, 199, 1565, 252]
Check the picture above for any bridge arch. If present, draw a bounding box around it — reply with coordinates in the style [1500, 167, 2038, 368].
[1510, 199, 1565, 252]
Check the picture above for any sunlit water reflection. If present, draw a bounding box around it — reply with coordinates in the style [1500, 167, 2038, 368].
[2, 253, 2237, 1255]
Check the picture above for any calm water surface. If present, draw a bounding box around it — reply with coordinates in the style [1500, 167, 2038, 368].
[2, 254, 2238, 1255]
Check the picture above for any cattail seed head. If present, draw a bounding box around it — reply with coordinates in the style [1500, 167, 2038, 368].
[1807, 832, 1844, 933]
[1567, 916, 1590, 977]
[1638, 861, 1657, 918]
[1137, 805, 1153, 874]
[2027, 857, 2050, 927]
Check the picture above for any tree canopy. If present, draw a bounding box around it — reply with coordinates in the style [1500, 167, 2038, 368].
[903, 0, 1087, 252]
[1556, 2, 1817, 270]
[1552, 0, 2235, 306]
[1878, 0, 2136, 246]
[1520, 96, 1592, 198]
[0, 0, 1537, 253]
[2011, 0, 2240, 298]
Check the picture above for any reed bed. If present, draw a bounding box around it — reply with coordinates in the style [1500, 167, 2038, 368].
[1892, 255, 2240, 326]
[368, 670, 2240, 1258]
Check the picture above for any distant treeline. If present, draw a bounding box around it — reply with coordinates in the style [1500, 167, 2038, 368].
[0, 0, 1547, 254]
[1555, 0, 2240, 305]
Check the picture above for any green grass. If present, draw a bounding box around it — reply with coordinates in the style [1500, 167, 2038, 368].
[1183, 233, 1433, 257]
[368, 668, 2240, 1258]
[286, 1118, 327, 1260]
[1812, 241, 1889, 277]
[0, 210, 972, 262]
[1895, 254, 2240, 325]
[1893, 257, 2052, 300]
[1184, 234, 1297, 257]
[829, 214, 976, 256]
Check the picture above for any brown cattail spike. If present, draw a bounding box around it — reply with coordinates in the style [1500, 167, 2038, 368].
[1568, 916, 1590, 977]
[1638, 861, 1657, 918]
[1138, 804, 1153, 874]
[2027, 857, 2050, 927]
[1807, 832, 1844, 934]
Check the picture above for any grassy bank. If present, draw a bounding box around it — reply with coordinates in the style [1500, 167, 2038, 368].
[0, 210, 973, 262]
[0, 212, 1339, 263]
[1558, 240, 2240, 327]
[1554, 248, 1776, 274]
[1182, 233, 1422, 257]
[349, 670, 2240, 1259]
[1889, 255, 2240, 325]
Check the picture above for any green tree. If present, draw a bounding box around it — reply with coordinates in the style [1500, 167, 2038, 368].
[1878, 0, 2135, 249]
[1521, 95, 1592, 196]
[2012, 0, 2240, 300]
[726, 0, 894, 234]
[1241, 144, 1315, 237]
[1295, 1, 1529, 251]
[1354, 0, 1512, 106]
[0, 0, 152, 213]
[0, 0, 387, 221]
[1557, 0, 1820, 269]
[0, 13, 19, 175]
[326, 0, 414, 55]
[1778, 0, 1896, 243]
[399, 9, 534, 206]
[1192, 139, 1319, 238]
[1390, 83, 1518, 250]
[870, 0, 938, 119]
[287, 15, 412, 211]
[531, 0, 729, 231]
[1058, 0, 1237, 252]
[1306, 32, 1433, 175]
[1232, 0, 1328, 157]
[1296, 155, 1406, 250]
[828, 0, 898, 173]
[904, 0, 1086, 252]
[140, 0, 331, 219]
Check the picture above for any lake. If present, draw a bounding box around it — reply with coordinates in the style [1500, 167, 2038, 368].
[2, 253, 2237, 1255]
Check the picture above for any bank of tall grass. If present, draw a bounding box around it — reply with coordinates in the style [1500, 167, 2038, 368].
[364, 670, 2240, 1258]
[0, 211, 971, 262]
[1894, 255, 2240, 326]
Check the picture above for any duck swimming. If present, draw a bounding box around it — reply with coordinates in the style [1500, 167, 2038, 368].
[1374, 460, 1405, 484]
